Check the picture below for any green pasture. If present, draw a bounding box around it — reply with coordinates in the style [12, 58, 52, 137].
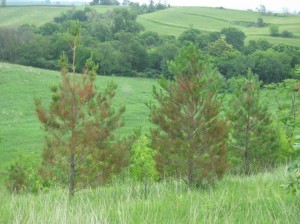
[0, 5, 115, 27]
[138, 7, 300, 46]
[0, 62, 156, 177]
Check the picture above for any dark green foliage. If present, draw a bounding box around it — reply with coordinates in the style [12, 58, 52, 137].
[272, 43, 300, 67]
[281, 30, 294, 38]
[138, 31, 162, 48]
[178, 28, 214, 49]
[54, 8, 90, 23]
[221, 27, 245, 51]
[178, 28, 202, 45]
[256, 18, 265, 27]
[111, 8, 144, 34]
[148, 45, 229, 186]
[228, 71, 283, 174]
[244, 39, 272, 55]
[39, 22, 60, 36]
[269, 25, 279, 37]
[114, 31, 148, 73]
[214, 53, 248, 79]
[248, 49, 293, 83]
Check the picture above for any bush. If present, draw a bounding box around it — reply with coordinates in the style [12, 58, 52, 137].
[282, 160, 300, 194]
[5, 153, 50, 194]
[129, 136, 159, 182]
[269, 25, 279, 37]
[281, 30, 294, 38]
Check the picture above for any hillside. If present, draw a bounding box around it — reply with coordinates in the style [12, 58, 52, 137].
[0, 6, 299, 46]
[0, 5, 115, 27]
[138, 7, 300, 46]
[0, 62, 155, 177]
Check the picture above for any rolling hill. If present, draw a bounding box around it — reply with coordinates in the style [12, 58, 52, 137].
[137, 7, 300, 46]
[0, 6, 299, 46]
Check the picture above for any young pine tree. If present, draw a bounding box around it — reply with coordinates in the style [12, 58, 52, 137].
[148, 45, 229, 187]
[35, 25, 134, 197]
[228, 70, 282, 174]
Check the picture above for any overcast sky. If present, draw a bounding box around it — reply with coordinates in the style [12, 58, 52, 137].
[135, 0, 300, 12]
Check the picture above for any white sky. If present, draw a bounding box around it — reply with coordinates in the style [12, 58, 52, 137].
[135, 0, 300, 12]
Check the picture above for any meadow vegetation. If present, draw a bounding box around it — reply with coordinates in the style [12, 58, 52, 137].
[1, 167, 299, 223]
[0, 3, 300, 223]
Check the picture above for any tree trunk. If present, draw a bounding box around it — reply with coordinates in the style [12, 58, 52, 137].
[69, 132, 76, 197]
[244, 147, 250, 175]
[244, 115, 250, 175]
[188, 159, 193, 187]
[69, 151, 75, 198]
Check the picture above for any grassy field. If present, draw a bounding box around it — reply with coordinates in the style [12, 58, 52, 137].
[0, 6, 299, 46]
[138, 7, 300, 46]
[0, 166, 299, 223]
[0, 5, 116, 27]
[0, 62, 156, 178]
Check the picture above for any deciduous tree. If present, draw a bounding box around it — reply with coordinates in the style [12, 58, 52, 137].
[221, 27, 245, 51]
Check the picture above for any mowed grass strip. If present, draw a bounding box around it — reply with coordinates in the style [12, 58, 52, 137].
[0, 62, 156, 175]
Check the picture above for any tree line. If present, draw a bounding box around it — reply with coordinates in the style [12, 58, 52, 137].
[0, 7, 299, 84]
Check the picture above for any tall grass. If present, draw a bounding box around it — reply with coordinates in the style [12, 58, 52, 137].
[0, 167, 299, 223]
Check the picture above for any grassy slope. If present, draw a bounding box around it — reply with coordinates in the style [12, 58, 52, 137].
[138, 7, 300, 46]
[0, 62, 156, 177]
[1, 167, 299, 223]
[0, 5, 116, 27]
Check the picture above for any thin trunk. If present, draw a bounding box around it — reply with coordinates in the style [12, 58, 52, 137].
[244, 146, 250, 175]
[244, 114, 250, 175]
[69, 32, 77, 198]
[188, 159, 193, 187]
[69, 150, 75, 197]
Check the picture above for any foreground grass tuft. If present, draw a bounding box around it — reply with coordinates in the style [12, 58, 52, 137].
[1, 167, 299, 223]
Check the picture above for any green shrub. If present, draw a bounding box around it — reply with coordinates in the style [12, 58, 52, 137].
[281, 30, 294, 38]
[5, 153, 50, 194]
[282, 160, 300, 194]
[129, 136, 159, 182]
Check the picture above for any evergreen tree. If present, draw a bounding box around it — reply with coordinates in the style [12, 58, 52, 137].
[35, 23, 134, 197]
[228, 70, 282, 174]
[148, 45, 229, 187]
